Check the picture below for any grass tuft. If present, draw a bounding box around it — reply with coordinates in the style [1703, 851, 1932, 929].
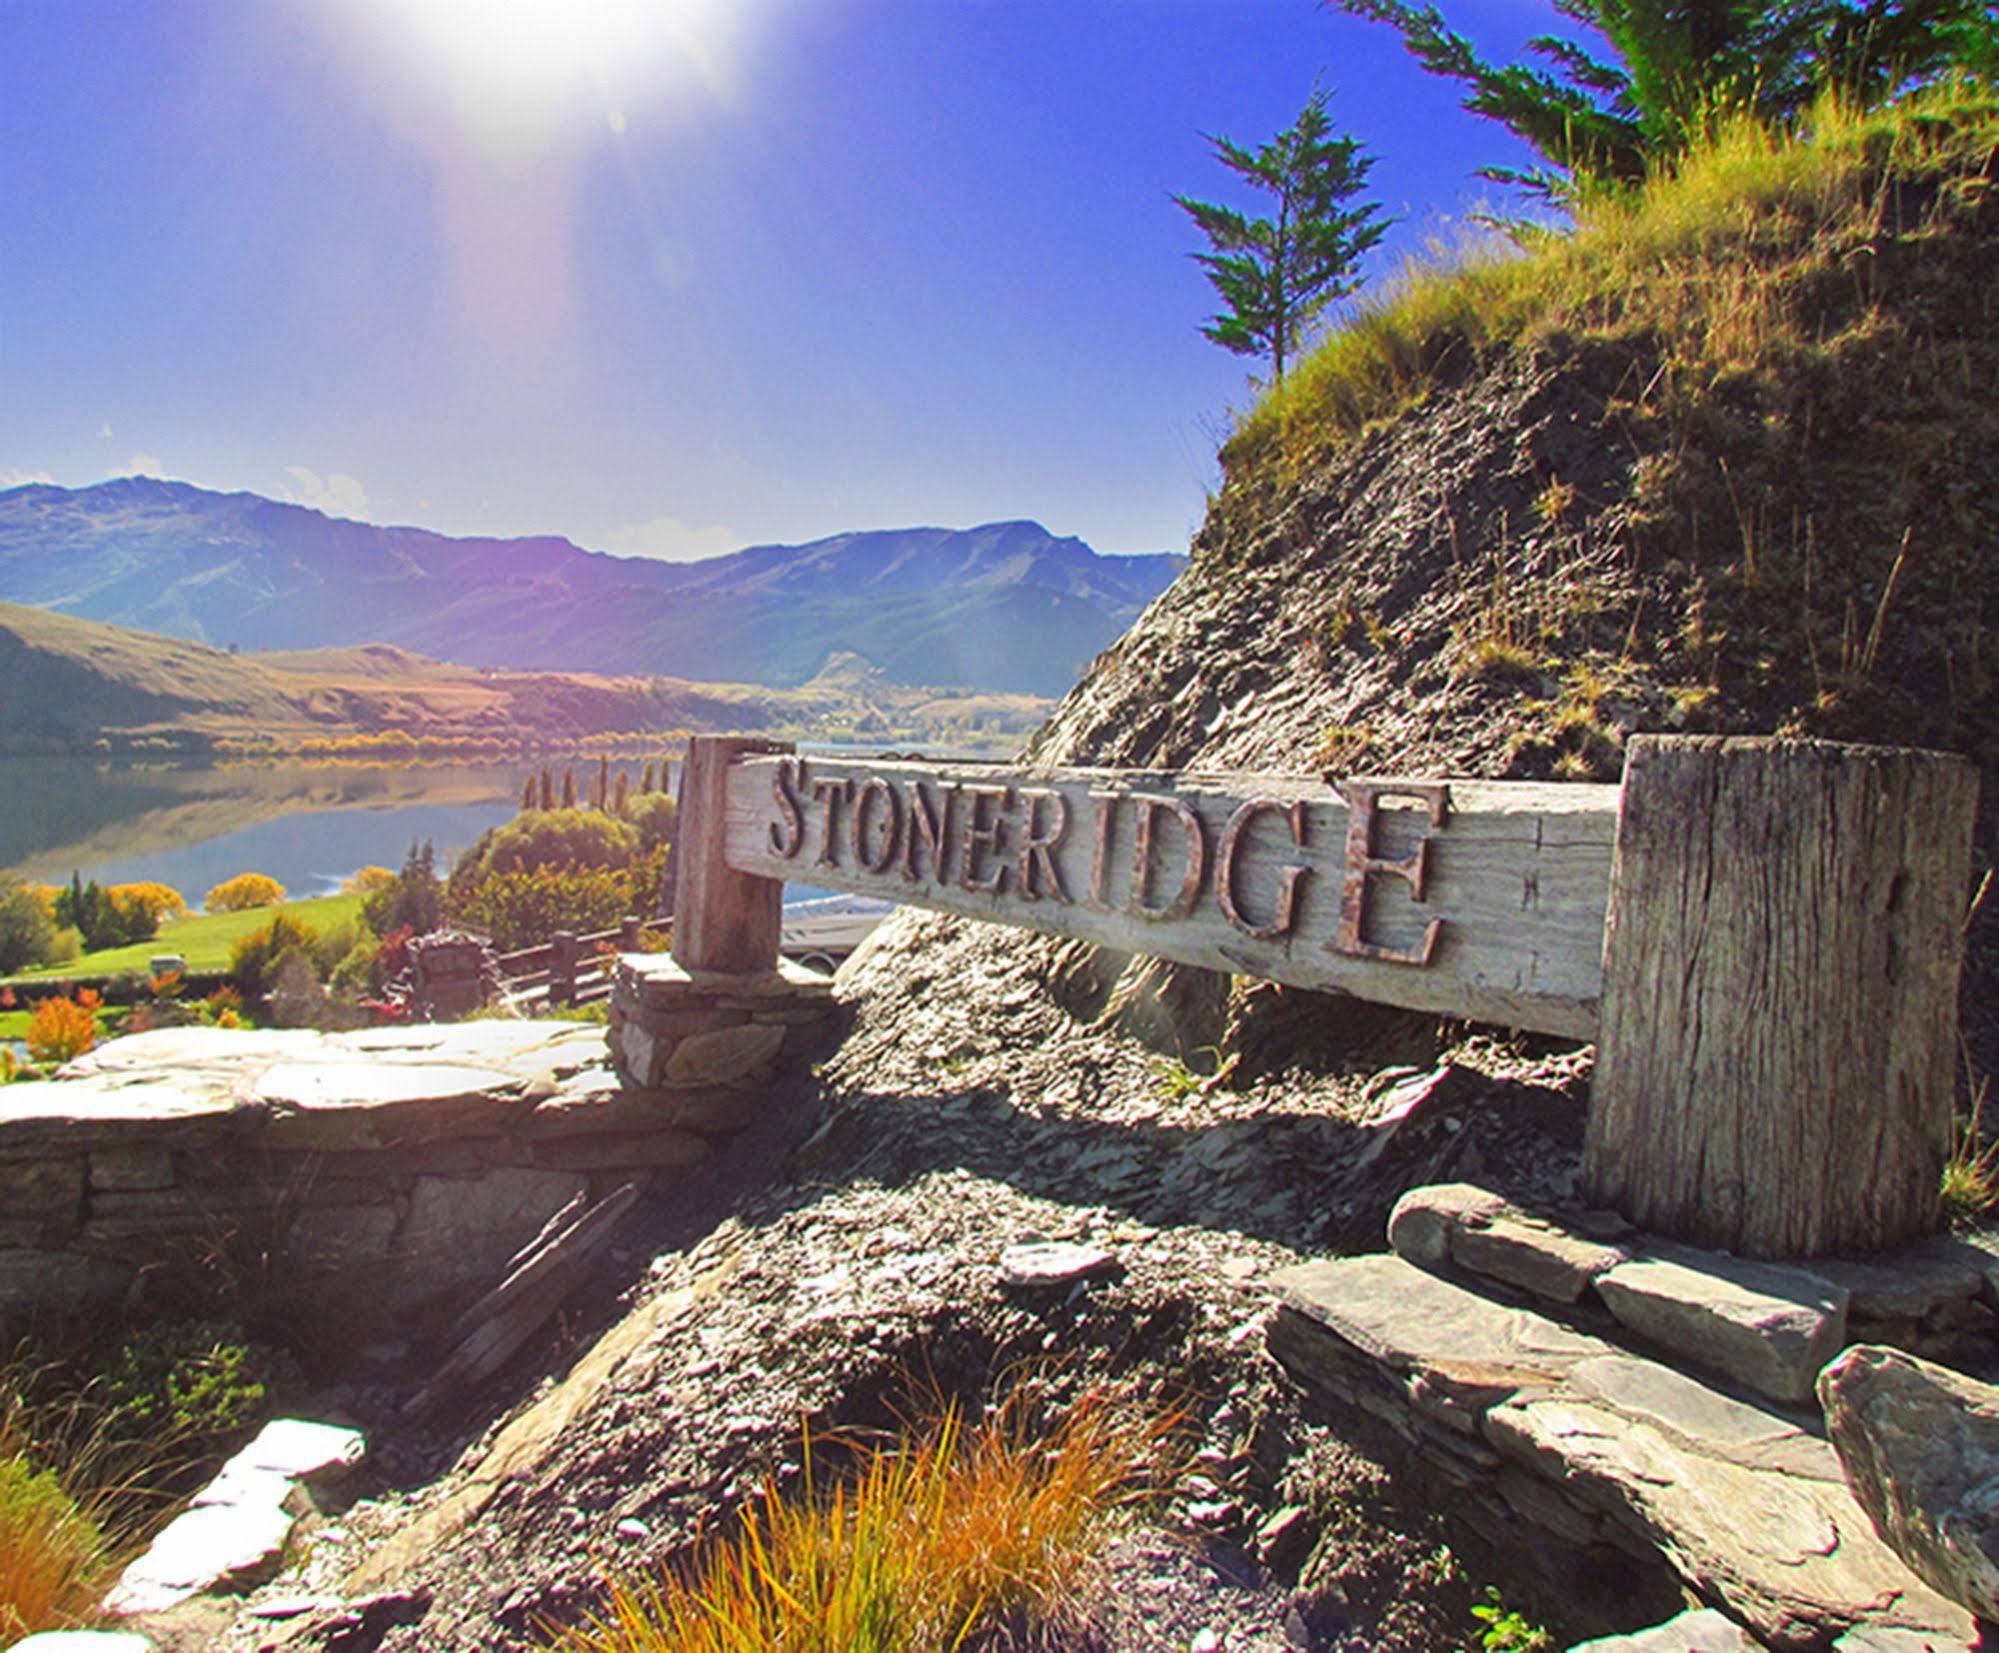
[0, 1453, 113, 1640]
[1942, 1059, 1999, 1229]
[1226, 81, 1999, 476]
[543, 1386, 1174, 1653]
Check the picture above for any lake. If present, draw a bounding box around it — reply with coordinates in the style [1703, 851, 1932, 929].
[0, 744, 988, 905]
[0, 757, 627, 898]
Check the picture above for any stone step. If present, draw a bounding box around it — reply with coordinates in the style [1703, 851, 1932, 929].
[1269, 1254, 1977, 1650]
[1568, 1607, 1767, 1651]
[1386, 1183, 1860, 1406]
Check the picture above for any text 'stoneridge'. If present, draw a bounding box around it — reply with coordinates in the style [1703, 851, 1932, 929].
[764, 756, 1449, 966]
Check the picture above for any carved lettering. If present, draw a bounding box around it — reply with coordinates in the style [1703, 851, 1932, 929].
[812, 777, 855, 869]
[1088, 790, 1120, 907]
[1129, 793, 1208, 921]
[959, 785, 1013, 894]
[1015, 788, 1071, 902]
[770, 756, 807, 858]
[850, 776, 903, 875]
[1331, 780, 1450, 966]
[1218, 797, 1310, 940]
[901, 780, 956, 883]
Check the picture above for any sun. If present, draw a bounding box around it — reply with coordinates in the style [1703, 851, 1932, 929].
[356, 0, 745, 159]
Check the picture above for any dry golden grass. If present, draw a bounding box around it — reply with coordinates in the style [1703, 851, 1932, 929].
[543, 1387, 1174, 1653]
[0, 1453, 113, 1640]
[1228, 81, 1999, 475]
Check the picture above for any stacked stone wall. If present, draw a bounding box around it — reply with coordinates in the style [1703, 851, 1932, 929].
[0, 958, 839, 1328]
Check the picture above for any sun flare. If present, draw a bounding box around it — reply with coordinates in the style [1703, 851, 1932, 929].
[356, 0, 746, 159]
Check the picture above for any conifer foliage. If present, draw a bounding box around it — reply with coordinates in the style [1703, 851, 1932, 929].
[1327, 0, 1996, 201]
[1174, 87, 1389, 384]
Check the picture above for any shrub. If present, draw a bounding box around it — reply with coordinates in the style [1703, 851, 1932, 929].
[24, 995, 97, 1065]
[328, 936, 382, 998]
[620, 792, 677, 857]
[53, 875, 157, 951]
[545, 1387, 1170, 1653]
[230, 913, 320, 998]
[479, 809, 639, 878]
[341, 865, 396, 896]
[0, 1454, 112, 1640]
[107, 882, 188, 924]
[44, 928, 81, 965]
[103, 1321, 272, 1442]
[205, 873, 287, 913]
[361, 842, 443, 938]
[455, 864, 633, 952]
[0, 879, 58, 972]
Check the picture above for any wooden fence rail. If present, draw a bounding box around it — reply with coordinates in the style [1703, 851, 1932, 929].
[668, 732, 1980, 1260]
[497, 917, 648, 1011]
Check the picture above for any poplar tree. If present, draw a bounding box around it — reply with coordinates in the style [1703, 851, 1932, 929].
[1175, 87, 1389, 385]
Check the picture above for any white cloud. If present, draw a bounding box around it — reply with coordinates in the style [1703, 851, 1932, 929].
[0, 467, 54, 489]
[599, 514, 742, 562]
[281, 465, 370, 520]
[125, 451, 165, 477]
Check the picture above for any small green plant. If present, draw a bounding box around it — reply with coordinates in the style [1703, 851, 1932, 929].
[102, 1321, 272, 1442]
[1472, 1586, 1555, 1653]
[1941, 1064, 1998, 1229]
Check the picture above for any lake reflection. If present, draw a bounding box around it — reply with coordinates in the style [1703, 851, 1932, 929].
[0, 758, 576, 896]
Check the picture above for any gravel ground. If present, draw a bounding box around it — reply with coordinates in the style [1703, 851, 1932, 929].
[140, 911, 1593, 1652]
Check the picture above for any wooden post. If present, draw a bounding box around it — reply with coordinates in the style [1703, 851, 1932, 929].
[672, 735, 791, 975]
[550, 931, 578, 1005]
[619, 915, 642, 950]
[1584, 736, 1978, 1258]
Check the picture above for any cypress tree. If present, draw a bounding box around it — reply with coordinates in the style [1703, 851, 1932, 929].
[641, 761, 656, 795]
[562, 767, 577, 809]
[613, 770, 630, 814]
[521, 775, 536, 813]
[539, 766, 554, 811]
[596, 753, 611, 809]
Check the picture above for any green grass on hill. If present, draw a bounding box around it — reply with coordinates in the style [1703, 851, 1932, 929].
[3, 892, 365, 984]
[1225, 81, 1999, 479]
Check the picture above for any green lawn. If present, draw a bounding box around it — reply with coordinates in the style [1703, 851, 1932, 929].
[3, 892, 366, 983]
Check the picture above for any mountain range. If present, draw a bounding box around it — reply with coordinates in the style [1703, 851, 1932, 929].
[0, 479, 1182, 696]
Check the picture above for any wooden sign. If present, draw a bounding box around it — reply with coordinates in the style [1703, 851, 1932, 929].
[717, 753, 1619, 1038]
[668, 733, 1978, 1260]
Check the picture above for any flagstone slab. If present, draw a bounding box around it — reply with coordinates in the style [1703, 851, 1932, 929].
[1270, 1254, 1974, 1649]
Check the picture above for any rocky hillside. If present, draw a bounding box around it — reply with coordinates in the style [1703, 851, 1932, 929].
[120, 95, 1999, 1653]
[0, 481, 1179, 695]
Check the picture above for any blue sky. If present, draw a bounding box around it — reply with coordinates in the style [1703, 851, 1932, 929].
[0, 0, 1561, 559]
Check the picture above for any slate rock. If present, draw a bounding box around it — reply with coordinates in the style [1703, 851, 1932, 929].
[1818, 1345, 1999, 1622]
[661, 1022, 786, 1085]
[1597, 1244, 1849, 1404]
[1000, 1241, 1116, 1288]
[105, 1500, 295, 1615]
[1566, 1607, 1766, 1650]
[1388, 1182, 1629, 1303]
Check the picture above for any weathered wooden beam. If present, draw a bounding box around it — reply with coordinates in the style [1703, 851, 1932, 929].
[719, 754, 1619, 1038]
[673, 736, 793, 975]
[1584, 736, 1979, 1259]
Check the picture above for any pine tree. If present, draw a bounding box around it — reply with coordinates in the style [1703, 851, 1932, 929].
[1175, 88, 1388, 384]
[1326, 0, 1994, 201]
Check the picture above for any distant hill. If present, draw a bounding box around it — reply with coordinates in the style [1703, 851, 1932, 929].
[0, 602, 1052, 756]
[0, 480, 1182, 696]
